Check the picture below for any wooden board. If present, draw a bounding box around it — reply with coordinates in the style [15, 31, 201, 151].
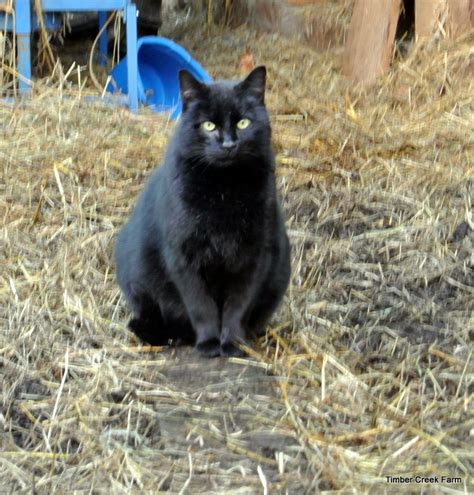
[343, 0, 401, 85]
[416, 0, 473, 40]
[231, 0, 346, 49]
[287, 0, 324, 5]
[447, 0, 473, 37]
[416, 0, 446, 39]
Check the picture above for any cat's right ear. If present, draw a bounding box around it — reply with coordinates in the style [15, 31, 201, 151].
[236, 66, 266, 104]
[179, 70, 206, 110]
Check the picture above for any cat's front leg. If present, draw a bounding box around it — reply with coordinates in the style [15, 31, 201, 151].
[220, 316, 248, 357]
[193, 306, 221, 358]
[220, 271, 261, 357]
[171, 270, 221, 357]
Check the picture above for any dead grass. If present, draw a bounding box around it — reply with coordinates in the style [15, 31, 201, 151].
[1, 14, 473, 495]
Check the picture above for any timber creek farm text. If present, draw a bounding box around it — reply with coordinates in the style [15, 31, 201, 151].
[386, 475, 463, 484]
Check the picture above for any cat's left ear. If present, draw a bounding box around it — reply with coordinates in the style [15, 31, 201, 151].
[236, 66, 266, 104]
[179, 70, 207, 108]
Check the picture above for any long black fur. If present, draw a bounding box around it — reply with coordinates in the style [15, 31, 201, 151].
[115, 66, 291, 357]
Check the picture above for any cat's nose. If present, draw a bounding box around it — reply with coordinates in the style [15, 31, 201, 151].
[222, 139, 237, 150]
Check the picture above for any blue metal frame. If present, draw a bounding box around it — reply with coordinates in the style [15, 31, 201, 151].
[98, 12, 108, 67]
[42, 0, 129, 9]
[0, 10, 61, 31]
[124, 4, 138, 111]
[15, 0, 32, 92]
[2, 0, 138, 111]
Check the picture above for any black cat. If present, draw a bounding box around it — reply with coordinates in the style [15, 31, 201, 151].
[115, 66, 290, 357]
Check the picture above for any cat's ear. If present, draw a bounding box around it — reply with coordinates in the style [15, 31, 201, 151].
[236, 66, 266, 104]
[179, 70, 207, 108]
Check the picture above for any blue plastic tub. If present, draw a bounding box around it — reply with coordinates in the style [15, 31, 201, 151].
[108, 36, 212, 119]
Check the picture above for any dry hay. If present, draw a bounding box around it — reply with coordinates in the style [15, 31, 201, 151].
[1, 18, 473, 494]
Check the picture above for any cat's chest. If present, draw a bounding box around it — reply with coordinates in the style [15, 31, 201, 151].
[173, 175, 268, 268]
[186, 184, 264, 233]
[179, 202, 263, 270]
[180, 230, 246, 272]
[202, 195, 253, 230]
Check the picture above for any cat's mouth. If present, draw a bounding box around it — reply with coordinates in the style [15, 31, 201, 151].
[218, 155, 238, 166]
[208, 150, 240, 167]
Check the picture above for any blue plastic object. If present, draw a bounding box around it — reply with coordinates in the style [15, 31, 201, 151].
[109, 36, 212, 119]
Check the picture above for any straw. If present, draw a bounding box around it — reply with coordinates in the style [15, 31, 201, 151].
[1, 4, 473, 492]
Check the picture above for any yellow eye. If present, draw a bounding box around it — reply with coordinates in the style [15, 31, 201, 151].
[237, 118, 251, 130]
[201, 121, 216, 131]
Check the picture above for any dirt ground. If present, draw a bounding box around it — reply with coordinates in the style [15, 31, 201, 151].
[1, 13, 473, 494]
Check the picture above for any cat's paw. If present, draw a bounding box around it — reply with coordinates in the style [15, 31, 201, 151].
[128, 317, 157, 343]
[129, 317, 177, 346]
[220, 326, 248, 357]
[220, 341, 247, 357]
[196, 338, 221, 358]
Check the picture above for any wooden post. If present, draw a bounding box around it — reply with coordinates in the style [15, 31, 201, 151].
[343, 0, 401, 85]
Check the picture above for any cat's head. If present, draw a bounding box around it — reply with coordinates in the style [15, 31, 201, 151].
[176, 66, 271, 167]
